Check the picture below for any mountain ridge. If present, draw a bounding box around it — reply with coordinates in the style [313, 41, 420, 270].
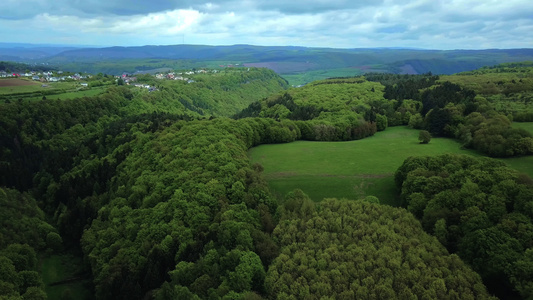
[1, 44, 533, 80]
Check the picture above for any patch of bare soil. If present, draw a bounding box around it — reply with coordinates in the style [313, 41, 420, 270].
[0, 79, 38, 87]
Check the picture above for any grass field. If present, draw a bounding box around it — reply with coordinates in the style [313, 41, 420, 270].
[0, 80, 77, 95]
[0, 78, 42, 94]
[249, 127, 482, 205]
[41, 254, 93, 300]
[0, 78, 38, 87]
[0, 79, 108, 102]
[281, 65, 390, 86]
[282, 68, 367, 86]
[249, 123, 533, 206]
[249, 126, 533, 206]
[25, 86, 107, 101]
[513, 122, 533, 134]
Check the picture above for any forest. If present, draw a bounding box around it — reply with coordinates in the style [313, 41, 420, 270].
[0, 63, 532, 299]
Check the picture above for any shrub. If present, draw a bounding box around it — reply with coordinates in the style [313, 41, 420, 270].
[419, 130, 431, 144]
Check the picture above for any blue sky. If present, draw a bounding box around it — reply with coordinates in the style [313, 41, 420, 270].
[1, 0, 532, 49]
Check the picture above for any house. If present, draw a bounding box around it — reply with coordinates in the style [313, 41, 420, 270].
[124, 77, 137, 83]
[49, 77, 59, 82]
[32, 76, 40, 81]
[80, 83, 88, 87]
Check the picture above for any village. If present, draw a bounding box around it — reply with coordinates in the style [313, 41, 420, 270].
[0, 70, 91, 82]
[0, 67, 242, 95]
[117, 68, 224, 91]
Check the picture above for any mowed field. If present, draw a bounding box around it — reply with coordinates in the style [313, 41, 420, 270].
[24, 86, 108, 101]
[0, 78, 74, 95]
[0, 78, 38, 87]
[0, 78, 107, 101]
[249, 126, 533, 206]
[0, 78, 42, 93]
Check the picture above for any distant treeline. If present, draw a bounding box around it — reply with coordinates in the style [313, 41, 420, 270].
[0, 61, 53, 73]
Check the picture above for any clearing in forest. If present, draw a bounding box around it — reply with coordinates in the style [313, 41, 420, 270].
[249, 126, 482, 205]
[250, 126, 533, 205]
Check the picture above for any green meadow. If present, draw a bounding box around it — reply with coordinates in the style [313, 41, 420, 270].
[250, 126, 533, 205]
[0, 81, 76, 95]
[513, 121, 533, 134]
[282, 68, 365, 86]
[24, 86, 107, 101]
[0, 80, 108, 102]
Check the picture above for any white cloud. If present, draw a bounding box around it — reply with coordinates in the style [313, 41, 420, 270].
[0, 0, 531, 49]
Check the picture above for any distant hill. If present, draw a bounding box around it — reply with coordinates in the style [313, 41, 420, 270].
[1, 44, 532, 83]
[0, 43, 85, 60]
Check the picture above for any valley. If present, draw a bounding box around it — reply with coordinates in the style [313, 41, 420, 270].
[0, 58, 532, 300]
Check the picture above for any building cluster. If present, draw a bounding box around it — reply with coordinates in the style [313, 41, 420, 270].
[132, 83, 158, 92]
[153, 69, 218, 83]
[117, 75, 137, 84]
[0, 70, 90, 82]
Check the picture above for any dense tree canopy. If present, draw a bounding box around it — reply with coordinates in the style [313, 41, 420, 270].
[0, 188, 57, 299]
[266, 191, 495, 299]
[1, 64, 532, 299]
[396, 154, 533, 299]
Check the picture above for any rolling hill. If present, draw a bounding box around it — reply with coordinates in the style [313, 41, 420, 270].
[1, 44, 533, 84]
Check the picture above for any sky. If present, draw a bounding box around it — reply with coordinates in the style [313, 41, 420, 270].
[1, 0, 532, 49]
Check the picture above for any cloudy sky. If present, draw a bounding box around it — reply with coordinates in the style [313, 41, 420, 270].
[1, 0, 532, 49]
